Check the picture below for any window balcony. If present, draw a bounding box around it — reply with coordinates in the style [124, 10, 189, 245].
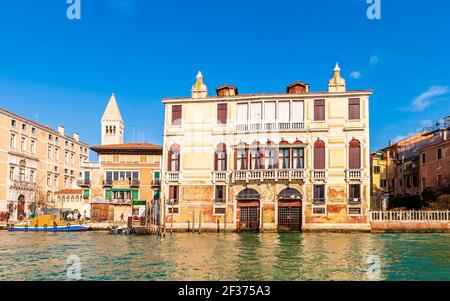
[311, 169, 328, 181]
[151, 179, 162, 187]
[77, 179, 91, 187]
[235, 122, 305, 133]
[347, 198, 362, 205]
[11, 179, 37, 191]
[346, 169, 363, 181]
[231, 169, 305, 182]
[130, 179, 140, 187]
[166, 171, 181, 182]
[212, 171, 228, 183]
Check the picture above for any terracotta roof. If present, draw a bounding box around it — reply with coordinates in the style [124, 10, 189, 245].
[55, 189, 83, 195]
[91, 142, 163, 154]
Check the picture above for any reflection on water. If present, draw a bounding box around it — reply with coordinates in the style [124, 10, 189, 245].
[0, 232, 448, 281]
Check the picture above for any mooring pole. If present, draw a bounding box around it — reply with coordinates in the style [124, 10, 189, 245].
[198, 210, 202, 234]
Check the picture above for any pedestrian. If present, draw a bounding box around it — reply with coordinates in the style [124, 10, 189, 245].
[5, 212, 10, 222]
[77, 213, 81, 221]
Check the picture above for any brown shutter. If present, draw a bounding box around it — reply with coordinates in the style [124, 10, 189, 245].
[314, 99, 325, 121]
[349, 98, 360, 120]
[234, 149, 238, 170]
[169, 186, 174, 200]
[349, 140, 361, 169]
[217, 104, 227, 124]
[172, 105, 182, 125]
[167, 150, 172, 172]
[214, 151, 218, 171]
[314, 141, 325, 169]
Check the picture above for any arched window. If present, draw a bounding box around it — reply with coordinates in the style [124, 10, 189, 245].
[349, 139, 361, 169]
[235, 143, 248, 170]
[214, 143, 227, 171]
[168, 144, 180, 171]
[314, 140, 325, 170]
[236, 188, 260, 200]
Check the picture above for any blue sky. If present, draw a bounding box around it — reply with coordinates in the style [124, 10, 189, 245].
[0, 0, 449, 155]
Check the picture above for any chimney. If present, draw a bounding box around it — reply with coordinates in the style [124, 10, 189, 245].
[216, 84, 238, 97]
[73, 132, 79, 142]
[58, 125, 65, 136]
[286, 81, 309, 94]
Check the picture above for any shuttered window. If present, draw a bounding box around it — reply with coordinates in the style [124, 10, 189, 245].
[349, 98, 360, 120]
[214, 143, 227, 171]
[291, 101, 304, 122]
[168, 144, 180, 172]
[171, 105, 182, 126]
[132, 190, 139, 200]
[169, 186, 179, 203]
[349, 139, 361, 169]
[314, 99, 325, 121]
[105, 189, 112, 200]
[278, 102, 290, 123]
[314, 140, 325, 169]
[237, 103, 248, 124]
[264, 102, 276, 122]
[217, 103, 227, 125]
[250, 102, 262, 123]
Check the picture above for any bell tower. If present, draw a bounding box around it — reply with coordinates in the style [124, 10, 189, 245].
[101, 93, 124, 145]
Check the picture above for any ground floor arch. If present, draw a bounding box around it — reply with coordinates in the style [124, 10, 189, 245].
[236, 188, 261, 232]
[277, 187, 302, 232]
[17, 195, 26, 221]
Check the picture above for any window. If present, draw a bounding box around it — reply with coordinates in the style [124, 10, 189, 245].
[373, 166, 380, 174]
[217, 103, 227, 125]
[349, 184, 361, 202]
[215, 186, 226, 203]
[31, 140, 36, 154]
[278, 101, 290, 124]
[168, 144, 180, 171]
[279, 148, 290, 169]
[348, 98, 361, 120]
[65, 151, 69, 163]
[264, 102, 276, 124]
[171, 105, 182, 126]
[293, 148, 304, 169]
[380, 180, 387, 188]
[250, 102, 262, 124]
[49, 134, 53, 141]
[48, 146, 52, 159]
[22, 124, 27, 131]
[348, 207, 362, 215]
[55, 137, 59, 144]
[349, 139, 361, 169]
[237, 103, 248, 124]
[47, 174, 52, 186]
[10, 134, 16, 148]
[313, 140, 325, 169]
[215, 143, 227, 171]
[168, 186, 179, 205]
[9, 167, 14, 181]
[21, 137, 26, 151]
[265, 147, 277, 169]
[314, 99, 325, 121]
[251, 148, 261, 170]
[31, 127, 36, 135]
[55, 148, 59, 160]
[313, 207, 326, 215]
[437, 148, 442, 160]
[236, 148, 248, 170]
[313, 185, 325, 203]
[11, 119, 16, 127]
[413, 175, 419, 187]
[291, 101, 304, 122]
[422, 153, 426, 164]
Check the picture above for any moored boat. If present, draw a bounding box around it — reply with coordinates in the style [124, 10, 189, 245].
[7, 215, 89, 232]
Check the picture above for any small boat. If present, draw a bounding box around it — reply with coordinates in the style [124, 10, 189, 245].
[7, 215, 89, 232]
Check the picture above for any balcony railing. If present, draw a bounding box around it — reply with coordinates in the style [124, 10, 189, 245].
[232, 169, 305, 182]
[130, 179, 140, 187]
[212, 171, 228, 183]
[235, 122, 305, 132]
[347, 198, 362, 205]
[371, 210, 450, 222]
[166, 172, 180, 182]
[103, 179, 140, 187]
[11, 179, 37, 190]
[151, 179, 162, 187]
[77, 179, 91, 187]
[346, 169, 363, 180]
[110, 199, 132, 205]
[311, 169, 327, 181]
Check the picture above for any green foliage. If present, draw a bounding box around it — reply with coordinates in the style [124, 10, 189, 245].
[388, 195, 422, 210]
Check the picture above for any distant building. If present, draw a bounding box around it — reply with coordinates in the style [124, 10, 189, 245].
[0, 108, 89, 221]
[82, 95, 162, 223]
[161, 65, 373, 232]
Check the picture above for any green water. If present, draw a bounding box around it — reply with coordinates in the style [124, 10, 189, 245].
[0, 232, 448, 281]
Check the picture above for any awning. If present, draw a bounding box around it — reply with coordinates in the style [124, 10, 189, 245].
[132, 200, 146, 206]
[112, 188, 131, 192]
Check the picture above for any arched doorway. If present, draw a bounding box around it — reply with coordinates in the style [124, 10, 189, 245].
[17, 195, 26, 221]
[277, 188, 302, 231]
[236, 188, 260, 232]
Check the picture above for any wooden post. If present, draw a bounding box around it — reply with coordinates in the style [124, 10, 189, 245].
[217, 218, 220, 233]
[192, 211, 195, 233]
[170, 199, 174, 235]
[188, 221, 190, 232]
[198, 210, 202, 234]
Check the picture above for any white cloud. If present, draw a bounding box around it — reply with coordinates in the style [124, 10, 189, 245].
[349, 71, 362, 79]
[370, 55, 378, 66]
[401, 86, 449, 112]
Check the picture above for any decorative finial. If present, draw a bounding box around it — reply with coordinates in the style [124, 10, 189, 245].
[334, 62, 341, 72]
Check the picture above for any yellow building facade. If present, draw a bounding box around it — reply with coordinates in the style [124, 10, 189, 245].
[162, 65, 372, 232]
[0, 108, 89, 221]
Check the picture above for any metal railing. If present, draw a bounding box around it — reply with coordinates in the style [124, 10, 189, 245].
[151, 179, 162, 186]
[77, 179, 91, 186]
[232, 169, 305, 181]
[371, 210, 450, 222]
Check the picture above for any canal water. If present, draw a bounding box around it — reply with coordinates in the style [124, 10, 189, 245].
[0, 232, 448, 281]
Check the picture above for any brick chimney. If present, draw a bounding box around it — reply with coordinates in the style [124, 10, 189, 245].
[286, 81, 309, 94]
[216, 84, 238, 97]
